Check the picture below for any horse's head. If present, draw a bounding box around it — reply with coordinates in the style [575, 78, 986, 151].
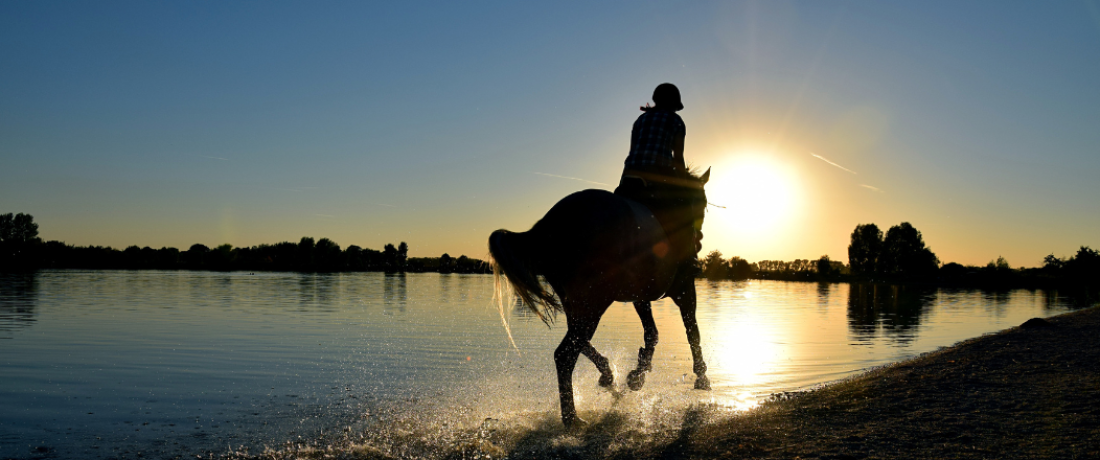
[688, 167, 710, 245]
[675, 166, 710, 228]
[662, 166, 710, 255]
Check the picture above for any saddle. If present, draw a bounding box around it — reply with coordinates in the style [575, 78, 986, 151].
[614, 169, 703, 267]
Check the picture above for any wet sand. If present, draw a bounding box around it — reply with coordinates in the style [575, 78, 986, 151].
[229, 306, 1100, 460]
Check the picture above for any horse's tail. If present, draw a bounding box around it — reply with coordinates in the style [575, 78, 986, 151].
[488, 229, 561, 342]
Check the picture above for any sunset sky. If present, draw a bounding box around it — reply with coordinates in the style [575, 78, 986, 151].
[2, 1, 1098, 267]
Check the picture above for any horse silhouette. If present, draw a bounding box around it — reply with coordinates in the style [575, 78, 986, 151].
[489, 168, 711, 427]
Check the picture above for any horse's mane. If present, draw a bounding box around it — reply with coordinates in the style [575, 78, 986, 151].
[681, 165, 705, 182]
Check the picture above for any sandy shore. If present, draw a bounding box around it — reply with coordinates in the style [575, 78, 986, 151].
[233, 306, 1099, 460]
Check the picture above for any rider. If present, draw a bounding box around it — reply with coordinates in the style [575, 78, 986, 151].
[614, 83, 702, 266]
[623, 83, 687, 176]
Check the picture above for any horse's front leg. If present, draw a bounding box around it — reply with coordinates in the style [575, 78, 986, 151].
[580, 343, 614, 388]
[670, 275, 710, 390]
[627, 300, 658, 391]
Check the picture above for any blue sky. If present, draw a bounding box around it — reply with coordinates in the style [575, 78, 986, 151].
[2, 1, 1098, 266]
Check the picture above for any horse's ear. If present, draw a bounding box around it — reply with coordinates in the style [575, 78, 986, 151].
[700, 167, 711, 185]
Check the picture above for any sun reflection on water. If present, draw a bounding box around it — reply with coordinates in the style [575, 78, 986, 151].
[709, 316, 782, 390]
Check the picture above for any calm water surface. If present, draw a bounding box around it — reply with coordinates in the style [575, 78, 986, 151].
[0, 270, 1084, 458]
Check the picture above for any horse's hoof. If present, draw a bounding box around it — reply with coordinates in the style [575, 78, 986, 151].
[627, 369, 646, 391]
[694, 375, 711, 391]
[598, 372, 614, 389]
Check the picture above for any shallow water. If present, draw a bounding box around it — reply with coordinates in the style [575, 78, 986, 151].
[0, 270, 1084, 458]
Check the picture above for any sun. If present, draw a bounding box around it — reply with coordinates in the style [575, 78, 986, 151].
[704, 152, 800, 237]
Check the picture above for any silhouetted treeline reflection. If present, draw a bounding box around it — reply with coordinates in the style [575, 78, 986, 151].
[0, 213, 490, 274]
[0, 272, 37, 339]
[383, 272, 407, 313]
[846, 283, 935, 344]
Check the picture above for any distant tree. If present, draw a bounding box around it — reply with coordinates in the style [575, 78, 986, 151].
[848, 223, 883, 276]
[383, 243, 398, 270]
[791, 259, 813, 272]
[702, 250, 727, 280]
[1043, 254, 1065, 272]
[157, 247, 180, 268]
[940, 262, 968, 278]
[879, 222, 940, 277]
[123, 244, 151, 269]
[0, 213, 38, 244]
[728, 256, 753, 280]
[205, 244, 234, 270]
[38, 240, 71, 268]
[987, 256, 1011, 271]
[360, 247, 384, 270]
[185, 244, 210, 269]
[0, 213, 41, 268]
[268, 242, 297, 270]
[1064, 246, 1100, 287]
[438, 253, 454, 273]
[816, 255, 834, 277]
[0, 214, 11, 243]
[345, 245, 364, 270]
[315, 238, 342, 271]
[296, 237, 316, 271]
[140, 247, 157, 267]
[397, 242, 409, 269]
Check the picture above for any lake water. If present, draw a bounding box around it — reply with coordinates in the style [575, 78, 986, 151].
[0, 270, 1086, 459]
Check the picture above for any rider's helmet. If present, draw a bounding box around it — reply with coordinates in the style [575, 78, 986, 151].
[652, 83, 684, 111]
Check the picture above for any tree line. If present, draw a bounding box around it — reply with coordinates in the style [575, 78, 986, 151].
[699, 251, 848, 282]
[5, 211, 1096, 293]
[0, 213, 490, 273]
[699, 220, 1098, 294]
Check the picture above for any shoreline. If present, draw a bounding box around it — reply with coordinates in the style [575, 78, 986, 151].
[678, 305, 1100, 459]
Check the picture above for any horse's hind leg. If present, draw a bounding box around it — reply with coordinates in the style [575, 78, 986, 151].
[580, 343, 613, 388]
[670, 275, 710, 390]
[554, 313, 601, 427]
[627, 300, 658, 391]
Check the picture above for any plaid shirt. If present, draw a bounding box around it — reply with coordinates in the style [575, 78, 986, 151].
[625, 109, 685, 170]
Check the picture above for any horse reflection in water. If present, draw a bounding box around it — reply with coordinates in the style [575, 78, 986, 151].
[489, 168, 711, 427]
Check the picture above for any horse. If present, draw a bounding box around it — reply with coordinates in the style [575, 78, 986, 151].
[488, 168, 711, 427]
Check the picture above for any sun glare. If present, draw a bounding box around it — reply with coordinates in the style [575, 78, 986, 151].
[706, 153, 800, 236]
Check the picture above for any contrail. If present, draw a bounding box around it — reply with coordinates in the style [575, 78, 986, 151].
[860, 184, 884, 193]
[811, 153, 857, 175]
[269, 186, 318, 193]
[534, 172, 610, 187]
